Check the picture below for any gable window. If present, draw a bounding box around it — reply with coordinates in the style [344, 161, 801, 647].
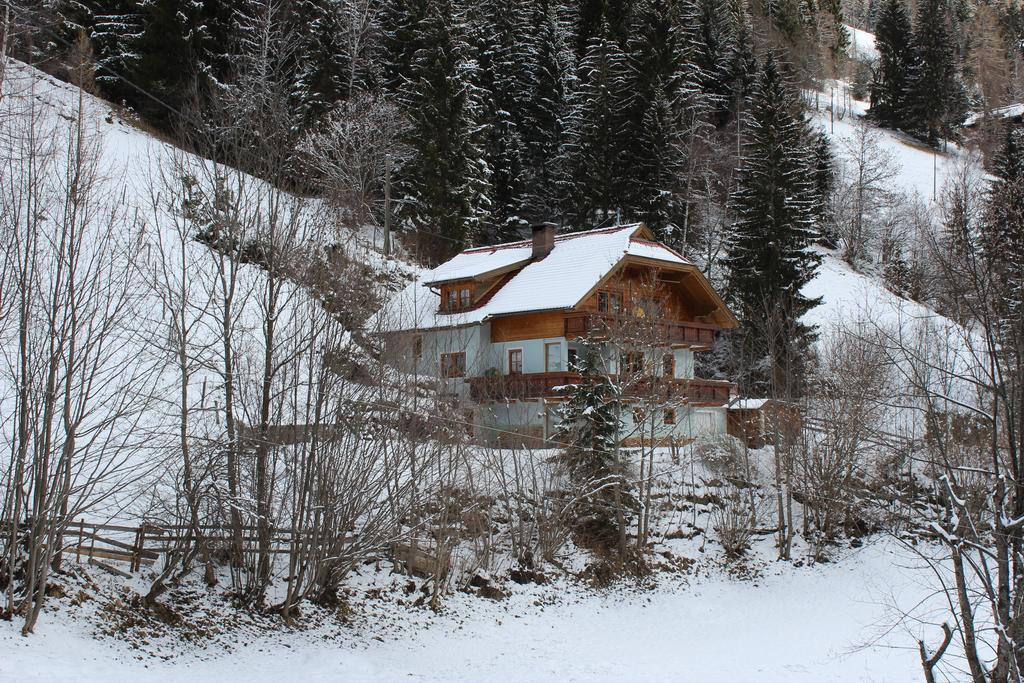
[638, 297, 662, 318]
[597, 291, 622, 314]
[545, 342, 562, 372]
[446, 289, 458, 311]
[508, 348, 523, 374]
[440, 352, 466, 378]
[664, 408, 676, 425]
[460, 288, 471, 309]
[663, 353, 675, 378]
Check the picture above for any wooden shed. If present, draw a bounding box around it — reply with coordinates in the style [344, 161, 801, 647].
[727, 398, 802, 449]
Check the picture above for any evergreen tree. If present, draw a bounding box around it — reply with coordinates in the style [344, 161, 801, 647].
[566, 20, 635, 228]
[906, 0, 969, 145]
[117, 0, 237, 126]
[521, 1, 577, 223]
[288, 0, 349, 127]
[554, 338, 636, 551]
[723, 54, 822, 398]
[982, 128, 1024, 315]
[468, 0, 534, 242]
[397, 0, 490, 263]
[729, 1, 759, 108]
[572, 0, 636, 56]
[634, 78, 688, 238]
[689, 0, 739, 126]
[380, 0, 430, 92]
[869, 0, 914, 129]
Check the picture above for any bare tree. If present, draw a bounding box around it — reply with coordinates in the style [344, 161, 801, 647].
[0, 56, 159, 632]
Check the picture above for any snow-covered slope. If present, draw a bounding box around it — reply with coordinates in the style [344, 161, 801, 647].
[844, 24, 879, 63]
[0, 59, 415, 519]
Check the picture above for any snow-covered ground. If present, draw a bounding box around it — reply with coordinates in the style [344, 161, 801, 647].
[845, 24, 879, 63]
[1, 538, 936, 682]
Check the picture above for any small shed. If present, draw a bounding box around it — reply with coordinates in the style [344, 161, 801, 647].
[727, 398, 802, 449]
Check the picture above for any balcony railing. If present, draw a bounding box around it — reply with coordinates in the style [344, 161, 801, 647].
[468, 372, 733, 405]
[563, 313, 718, 349]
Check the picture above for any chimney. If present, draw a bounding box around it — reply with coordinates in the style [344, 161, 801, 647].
[531, 222, 556, 260]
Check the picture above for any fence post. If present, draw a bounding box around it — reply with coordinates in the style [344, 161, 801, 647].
[75, 520, 82, 563]
[132, 525, 146, 573]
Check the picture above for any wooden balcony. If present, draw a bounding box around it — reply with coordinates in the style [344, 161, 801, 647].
[563, 312, 718, 349]
[468, 372, 733, 406]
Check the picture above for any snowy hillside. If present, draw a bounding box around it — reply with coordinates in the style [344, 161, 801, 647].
[0, 57, 415, 518]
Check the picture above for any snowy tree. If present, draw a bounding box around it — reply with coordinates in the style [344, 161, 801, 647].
[689, 0, 739, 126]
[723, 53, 822, 398]
[397, 0, 490, 263]
[906, 0, 968, 145]
[520, 1, 577, 223]
[981, 128, 1024, 319]
[467, 0, 535, 242]
[869, 0, 914, 129]
[554, 337, 636, 556]
[566, 20, 635, 228]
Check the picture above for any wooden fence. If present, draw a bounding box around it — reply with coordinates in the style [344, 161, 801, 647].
[4, 520, 357, 573]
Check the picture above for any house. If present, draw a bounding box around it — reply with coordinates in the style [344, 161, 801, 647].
[367, 223, 738, 447]
[727, 398, 802, 449]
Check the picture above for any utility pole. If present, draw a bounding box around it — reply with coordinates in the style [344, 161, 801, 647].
[383, 153, 392, 258]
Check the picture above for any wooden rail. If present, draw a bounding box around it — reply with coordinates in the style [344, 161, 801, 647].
[468, 372, 733, 405]
[563, 312, 719, 349]
[4, 519, 356, 572]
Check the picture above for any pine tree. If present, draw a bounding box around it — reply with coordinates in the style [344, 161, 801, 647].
[906, 0, 969, 145]
[723, 54, 822, 398]
[566, 20, 635, 228]
[554, 338, 636, 551]
[397, 0, 490, 263]
[634, 78, 687, 238]
[468, 0, 534, 242]
[380, 0, 429, 92]
[982, 128, 1024, 315]
[869, 0, 914, 129]
[288, 0, 349, 127]
[520, 1, 577, 223]
[689, 0, 740, 126]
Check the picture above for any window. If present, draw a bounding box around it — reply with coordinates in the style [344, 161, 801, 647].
[545, 342, 562, 372]
[598, 291, 622, 313]
[638, 297, 662, 319]
[621, 351, 644, 375]
[664, 408, 676, 425]
[440, 352, 466, 378]
[567, 348, 579, 371]
[508, 348, 523, 374]
[413, 335, 423, 361]
[663, 353, 675, 378]
[445, 287, 472, 311]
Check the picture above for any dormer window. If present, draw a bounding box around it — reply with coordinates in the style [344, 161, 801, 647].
[444, 286, 472, 312]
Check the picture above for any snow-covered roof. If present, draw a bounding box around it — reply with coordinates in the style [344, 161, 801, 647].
[368, 224, 702, 333]
[964, 103, 1024, 127]
[729, 398, 771, 411]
